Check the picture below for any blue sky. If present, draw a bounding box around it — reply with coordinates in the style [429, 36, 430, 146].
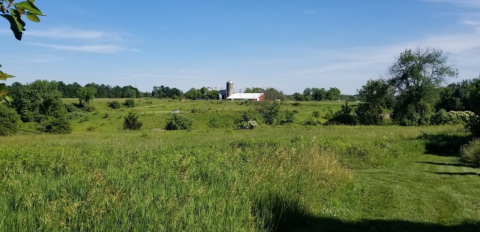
[2, 0, 480, 94]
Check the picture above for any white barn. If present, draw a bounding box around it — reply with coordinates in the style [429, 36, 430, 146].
[227, 93, 265, 101]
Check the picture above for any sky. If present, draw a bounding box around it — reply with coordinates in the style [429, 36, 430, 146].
[1, 0, 480, 94]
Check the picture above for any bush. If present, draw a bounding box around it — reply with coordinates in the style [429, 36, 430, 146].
[466, 115, 480, 137]
[282, 110, 295, 124]
[208, 116, 220, 129]
[103, 113, 109, 118]
[433, 110, 475, 125]
[0, 104, 21, 136]
[165, 114, 192, 130]
[65, 103, 80, 113]
[65, 112, 89, 122]
[40, 117, 72, 134]
[303, 117, 320, 126]
[234, 112, 259, 129]
[82, 105, 96, 112]
[312, 111, 320, 118]
[461, 138, 480, 165]
[108, 101, 121, 109]
[123, 112, 143, 130]
[355, 103, 383, 125]
[327, 114, 358, 126]
[124, 99, 135, 108]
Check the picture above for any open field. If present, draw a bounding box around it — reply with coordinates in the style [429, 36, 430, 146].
[2, 99, 479, 231]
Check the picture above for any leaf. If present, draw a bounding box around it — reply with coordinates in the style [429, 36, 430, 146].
[10, 9, 25, 31]
[0, 70, 15, 80]
[15, 1, 44, 16]
[0, 83, 8, 96]
[5, 95, 13, 103]
[26, 12, 39, 22]
[28, 0, 35, 3]
[1, 14, 22, 40]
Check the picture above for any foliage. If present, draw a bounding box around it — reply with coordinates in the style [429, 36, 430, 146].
[185, 88, 202, 100]
[282, 110, 295, 124]
[165, 113, 192, 130]
[303, 117, 320, 126]
[65, 112, 89, 122]
[432, 110, 475, 125]
[312, 111, 320, 118]
[326, 87, 341, 101]
[234, 112, 259, 129]
[40, 116, 72, 134]
[327, 114, 358, 125]
[123, 111, 143, 130]
[261, 102, 281, 125]
[108, 101, 121, 109]
[0, 103, 20, 136]
[388, 48, 458, 126]
[124, 99, 135, 108]
[0, 1, 45, 103]
[207, 116, 220, 129]
[152, 85, 183, 99]
[77, 86, 96, 106]
[205, 90, 220, 100]
[461, 138, 480, 165]
[466, 115, 480, 137]
[8, 80, 64, 122]
[356, 79, 390, 125]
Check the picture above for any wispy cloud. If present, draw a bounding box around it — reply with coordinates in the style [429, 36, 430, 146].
[30, 43, 120, 53]
[25, 28, 106, 40]
[420, 0, 480, 7]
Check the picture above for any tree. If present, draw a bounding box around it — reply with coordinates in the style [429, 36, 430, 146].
[77, 86, 96, 106]
[303, 88, 312, 99]
[185, 88, 201, 100]
[388, 48, 458, 126]
[206, 90, 220, 100]
[123, 111, 143, 130]
[1, 1, 45, 103]
[312, 88, 327, 101]
[355, 79, 390, 125]
[293, 92, 303, 101]
[0, 103, 20, 136]
[326, 87, 341, 100]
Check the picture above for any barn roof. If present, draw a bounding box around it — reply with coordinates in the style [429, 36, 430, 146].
[227, 93, 264, 100]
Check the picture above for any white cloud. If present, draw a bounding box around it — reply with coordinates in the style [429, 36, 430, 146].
[420, 0, 480, 7]
[25, 28, 106, 40]
[30, 43, 120, 53]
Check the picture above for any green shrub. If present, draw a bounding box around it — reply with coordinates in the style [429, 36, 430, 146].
[282, 110, 295, 124]
[124, 99, 135, 108]
[0, 104, 21, 136]
[165, 114, 192, 130]
[40, 117, 72, 134]
[433, 110, 475, 125]
[87, 126, 97, 132]
[466, 115, 480, 137]
[123, 112, 143, 130]
[65, 103, 80, 113]
[103, 113, 109, 118]
[108, 101, 121, 109]
[208, 116, 220, 129]
[461, 138, 480, 165]
[327, 114, 358, 126]
[82, 105, 96, 112]
[303, 117, 320, 126]
[312, 111, 320, 118]
[234, 112, 259, 129]
[65, 112, 89, 121]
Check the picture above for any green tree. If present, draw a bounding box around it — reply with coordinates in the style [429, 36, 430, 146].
[293, 92, 304, 101]
[355, 79, 390, 125]
[185, 88, 201, 100]
[1, 0, 45, 103]
[123, 111, 143, 130]
[326, 87, 341, 100]
[77, 86, 96, 106]
[0, 103, 20, 136]
[262, 102, 281, 125]
[206, 90, 220, 100]
[312, 88, 327, 101]
[388, 48, 458, 126]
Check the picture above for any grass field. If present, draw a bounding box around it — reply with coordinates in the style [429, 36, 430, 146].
[2, 98, 479, 231]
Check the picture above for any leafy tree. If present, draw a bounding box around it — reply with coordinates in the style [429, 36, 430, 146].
[355, 79, 390, 125]
[77, 86, 96, 106]
[312, 88, 327, 101]
[262, 102, 281, 125]
[123, 111, 143, 130]
[388, 48, 458, 126]
[165, 114, 192, 130]
[8, 80, 63, 122]
[108, 101, 121, 109]
[185, 88, 201, 100]
[200, 87, 209, 96]
[0, 103, 20, 136]
[40, 116, 72, 134]
[1, 0, 45, 103]
[206, 90, 220, 100]
[326, 87, 341, 100]
[303, 88, 312, 98]
[293, 92, 303, 101]
[124, 99, 135, 108]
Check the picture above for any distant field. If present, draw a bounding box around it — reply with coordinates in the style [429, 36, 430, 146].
[59, 98, 352, 132]
[2, 98, 479, 231]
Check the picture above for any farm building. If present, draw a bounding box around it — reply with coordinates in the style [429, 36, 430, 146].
[227, 93, 265, 101]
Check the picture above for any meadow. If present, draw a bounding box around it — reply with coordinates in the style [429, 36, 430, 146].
[1, 98, 479, 231]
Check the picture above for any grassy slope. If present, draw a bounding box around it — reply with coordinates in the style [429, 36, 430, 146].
[2, 98, 479, 231]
